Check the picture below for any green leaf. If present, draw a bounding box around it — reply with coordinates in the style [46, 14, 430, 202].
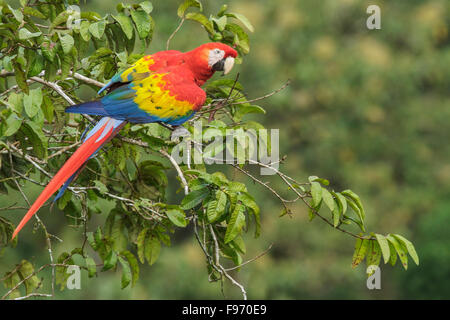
[88, 20, 106, 39]
[51, 11, 70, 29]
[144, 234, 161, 265]
[85, 257, 97, 278]
[23, 95, 37, 118]
[177, 0, 202, 18]
[118, 256, 131, 289]
[41, 41, 56, 63]
[3, 113, 22, 137]
[393, 234, 419, 266]
[224, 203, 246, 243]
[112, 13, 134, 40]
[80, 11, 102, 22]
[181, 187, 209, 210]
[166, 208, 188, 227]
[387, 234, 408, 270]
[231, 235, 246, 254]
[238, 192, 260, 237]
[210, 171, 229, 185]
[207, 189, 227, 223]
[217, 4, 228, 17]
[345, 198, 365, 232]
[130, 10, 151, 39]
[227, 181, 247, 193]
[308, 175, 330, 186]
[80, 21, 91, 41]
[310, 182, 322, 207]
[366, 240, 382, 268]
[185, 13, 214, 34]
[23, 7, 46, 19]
[232, 31, 242, 49]
[308, 207, 316, 221]
[4, 271, 22, 299]
[19, 121, 47, 158]
[102, 250, 118, 271]
[116, 3, 131, 12]
[113, 146, 126, 171]
[94, 227, 103, 246]
[8, 5, 23, 23]
[59, 34, 74, 54]
[139, 1, 153, 14]
[332, 206, 340, 227]
[87, 232, 97, 250]
[136, 228, 148, 264]
[321, 188, 335, 212]
[42, 95, 54, 123]
[341, 189, 365, 220]
[56, 55, 72, 84]
[212, 16, 227, 31]
[333, 191, 347, 215]
[27, 53, 44, 77]
[23, 88, 43, 118]
[308, 176, 330, 186]
[18, 28, 42, 40]
[13, 62, 28, 94]
[56, 190, 72, 210]
[234, 105, 265, 121]
[215, 190, 228, 213]
[388, 241, 398, 266]
[94, 180, 108, 194]
[18, 260, 40, 295]
[121, 251, 139, 287]
[352, 238, 369, 268]
[7, 92, 23, 114]
[226, 12, 254, 32]
[110, 217, 127, 252]
[375, 234, 391, 264]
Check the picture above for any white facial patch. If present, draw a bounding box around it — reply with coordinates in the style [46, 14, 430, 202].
[208, 49, 225, 67]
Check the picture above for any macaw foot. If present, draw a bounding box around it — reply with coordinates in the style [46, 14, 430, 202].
[171, 126, 191, 142]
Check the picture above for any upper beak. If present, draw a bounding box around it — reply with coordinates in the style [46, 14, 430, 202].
[223, 57, 235, 75]
[212, 57, 235, 75]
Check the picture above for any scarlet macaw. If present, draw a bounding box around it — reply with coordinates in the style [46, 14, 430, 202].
[12, 42, 238, 239]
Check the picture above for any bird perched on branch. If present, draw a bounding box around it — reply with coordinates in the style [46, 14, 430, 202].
[12, 42, 238, 240]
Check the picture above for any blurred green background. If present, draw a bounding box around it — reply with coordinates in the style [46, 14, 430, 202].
[1, 0, 449, 299]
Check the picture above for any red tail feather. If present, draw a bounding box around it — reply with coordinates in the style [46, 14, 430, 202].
[12, 119, 117, 240]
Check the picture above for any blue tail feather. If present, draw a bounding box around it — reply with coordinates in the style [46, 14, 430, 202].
[53, 166, 84, 202]
[65, 100, 109, 116]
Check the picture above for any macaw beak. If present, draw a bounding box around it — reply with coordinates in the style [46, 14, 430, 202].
[223, 57, 235, 75]
[212, 57, 235, 75]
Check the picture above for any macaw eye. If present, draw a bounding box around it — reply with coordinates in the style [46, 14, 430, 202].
[214, 49, 222, 54]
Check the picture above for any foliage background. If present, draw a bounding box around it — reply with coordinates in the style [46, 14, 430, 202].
[1, 0, 449, 299]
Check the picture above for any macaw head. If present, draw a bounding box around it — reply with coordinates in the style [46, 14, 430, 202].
[186, 42, 238, 85]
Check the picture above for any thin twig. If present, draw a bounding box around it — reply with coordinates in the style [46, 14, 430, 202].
[30, 77, 76, 105]
[166, 18, 185, 50]
[225, 244, 273, 271]
[47, 141, 81, 160]
[159, 149, 189, 195]
[14, 293, 52, 300]
[71, 72, 105, 88]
